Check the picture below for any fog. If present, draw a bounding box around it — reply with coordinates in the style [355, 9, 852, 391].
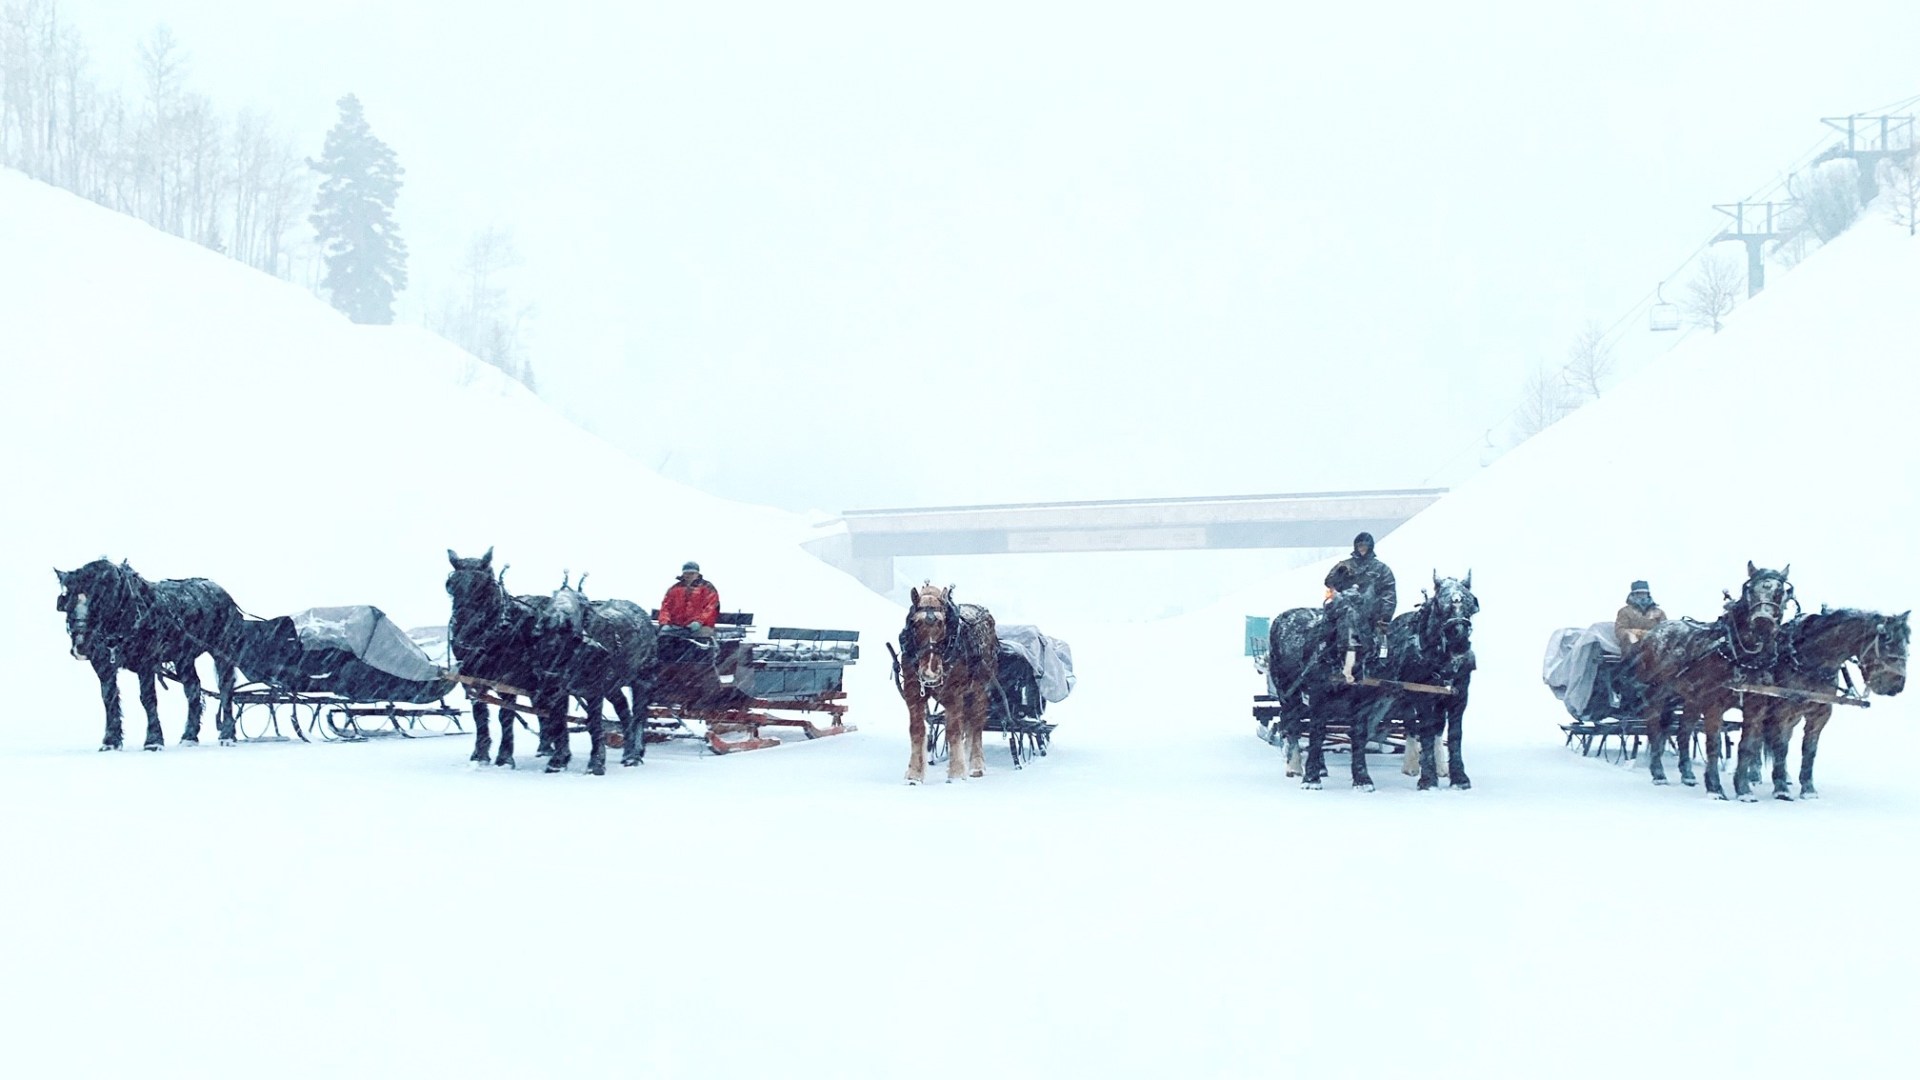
[64, 0, 1920, 512]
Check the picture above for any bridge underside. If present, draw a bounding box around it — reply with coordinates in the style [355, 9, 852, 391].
[805, 490, 1444, 594]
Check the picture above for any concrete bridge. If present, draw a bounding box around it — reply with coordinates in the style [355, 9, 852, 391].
[802, 488, 1447, 593]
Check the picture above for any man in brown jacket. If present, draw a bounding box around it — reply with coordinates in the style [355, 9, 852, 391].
[1615, 580, 1666, 649]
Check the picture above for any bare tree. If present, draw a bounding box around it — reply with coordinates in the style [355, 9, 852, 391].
[1510, 361, 1576, 443]
[1793, 158, 1861, 243]
[1684, 251, 1742, 333]
[1563, 320, 1615, 401]
[1883, 149, 1920, 238]
[429, 227, 537, 390]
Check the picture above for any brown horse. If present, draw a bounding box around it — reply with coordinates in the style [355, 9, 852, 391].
[895, 583, 999, 784]
[1627, 562, 1794, 799]
[1738, 607, 1908, 800]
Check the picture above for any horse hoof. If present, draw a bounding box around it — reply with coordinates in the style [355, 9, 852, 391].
[1302, 780, 1322, 790]
[219, 738, 236, 748]
[622, 758, 642, 768]
[1711, 791, 1729, 801]
[143, 744, 162, 752]
[98, 744, 120, 752]
[1799, 789, 1820, 800]
[179, 738, 199, 746]
[588, 764, 605, 777]
[1680, 777, 1697, 787]
[1417, 779, 1436, 791]
[545, 762, 568, 774]
[1651, 777, 1669, 786]
[1737, 793, 1758, 803]
[1774, 791, 1795, 802]
[1353, 783, 1375, 793]
[1451, 779, 1472, 791]
[905, 777, 922, 786]
[970, 770, 984, 779]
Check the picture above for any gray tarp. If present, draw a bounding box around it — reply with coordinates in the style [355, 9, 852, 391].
[996, 624, 1076, 703]
[1542, 622, 1619, 717]
[235, 606, 452, 703]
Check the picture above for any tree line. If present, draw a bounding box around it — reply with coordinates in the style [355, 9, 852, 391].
[1, 2, 534, 387]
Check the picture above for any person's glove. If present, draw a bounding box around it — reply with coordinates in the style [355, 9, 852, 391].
[688, 621, 704, 632]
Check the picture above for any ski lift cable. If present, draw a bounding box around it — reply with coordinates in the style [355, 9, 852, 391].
[1422, 96, 1917, 484]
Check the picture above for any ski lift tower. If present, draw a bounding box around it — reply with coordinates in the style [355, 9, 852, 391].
[1816, 114, 1916, 205]
[1711, 201, 1788, 298]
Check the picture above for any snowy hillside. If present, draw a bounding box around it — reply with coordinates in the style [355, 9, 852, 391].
[3, 166, 1918, 1079]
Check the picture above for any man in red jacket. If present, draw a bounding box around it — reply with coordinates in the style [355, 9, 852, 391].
[660, 561, 721, 636]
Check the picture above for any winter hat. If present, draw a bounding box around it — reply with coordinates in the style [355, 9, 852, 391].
[681, 561, 701, 574]
[1353, 532, 1375, 550]
[1630, 580, 1650, 594]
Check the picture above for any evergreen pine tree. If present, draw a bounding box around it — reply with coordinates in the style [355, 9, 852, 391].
[308, 94, 408, 324]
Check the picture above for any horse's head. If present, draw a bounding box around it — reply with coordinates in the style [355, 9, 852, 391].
[1738, 560, 1795, 635]
[55, 558, 126, 660]
[1430, 570, 1480, 654]
[1863, 610, 1910, 696]
[446, 547, 504, 613]
[906, 583, 958, 689]
[1324, 585, 1375, 682]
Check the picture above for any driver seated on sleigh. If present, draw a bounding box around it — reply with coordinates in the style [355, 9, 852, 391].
[1324, 531, 1398, 658]
[658, 561, 721, 643]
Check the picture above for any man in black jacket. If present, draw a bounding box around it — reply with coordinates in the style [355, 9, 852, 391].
[1326, 532, 1398, 652]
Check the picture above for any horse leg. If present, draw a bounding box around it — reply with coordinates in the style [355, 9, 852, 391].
[468, 691, 493, 764]
[180, 660, 204, 745]
[584, 697, 607, 777]
[543, 692, 572, 773]
[137, 668, 164, 750]
[944, 693, 968, 783]
[1798, 707, 1831, 799]
[1672, 703, 1698, 787]
[616, 685, 647, 767]
[905, 695, 928, 785]
[1415, 715, 1440, 791]
[495, 701, 517, 768]
[1350, 706, 1376, 791]
[1766, 709, 1795, 801]
[95, 656, 123, 750]
[1646, 702, 1670, 785]
[1732, 705, 1763, 802]
[215, 656, 238, 745]
[535, 702, 556, 757]
[1303, 715, 1326, 789]
[1701, 710, 1728, 800]
[1445, 695, 1470, 789]
[967, 688, 986, 779]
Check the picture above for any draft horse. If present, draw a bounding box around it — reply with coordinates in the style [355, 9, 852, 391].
[896, 583, 998, 784]
[1628, 561, 1794, 799]
[531, 573, 660, 776]
[445, 547, 551, 768]
[1739, 607, 1908, 800]
[1374, 572, 1479, 790]
[55, 558, 244, 750]
[1266, 586, 1384, 790]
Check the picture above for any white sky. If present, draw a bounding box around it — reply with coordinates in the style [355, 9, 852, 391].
[65, 1, 1920, 510]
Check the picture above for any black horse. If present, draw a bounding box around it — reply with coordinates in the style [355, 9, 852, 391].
[445, 547, 552, 768]
[530, 574, 659, 776]
[55, 558, 244, 750]
[1369, 572, 1478, 790]
[1266, 586, 1385, 790]
[1740, 607, 1908, 800]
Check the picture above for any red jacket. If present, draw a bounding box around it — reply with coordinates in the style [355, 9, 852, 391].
[659, 578, 721, 627]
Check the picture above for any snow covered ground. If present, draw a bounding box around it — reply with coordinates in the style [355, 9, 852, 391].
[2, 169, 1917, 1078]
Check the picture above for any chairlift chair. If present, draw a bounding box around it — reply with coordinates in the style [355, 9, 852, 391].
[1650, 281, 1680, 332]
